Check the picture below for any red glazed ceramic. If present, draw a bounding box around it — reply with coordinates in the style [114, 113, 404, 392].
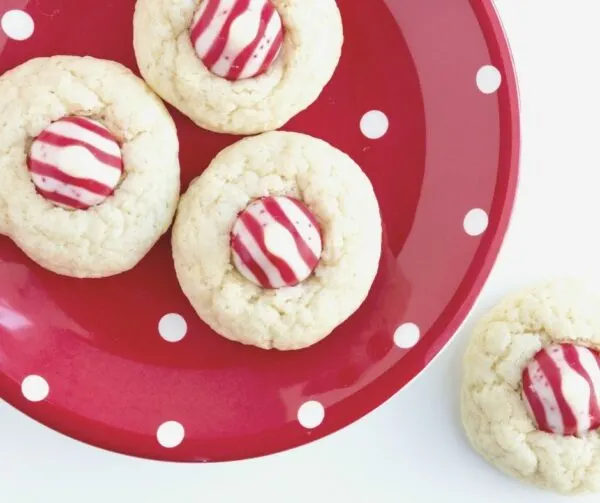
[0, 0, 519, 461]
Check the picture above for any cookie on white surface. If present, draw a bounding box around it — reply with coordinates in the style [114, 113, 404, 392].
[172, 131, 382, 350]
[461, 279, 600, 494]
[133, 0, 343, 135]
[0, 56, 180, 278]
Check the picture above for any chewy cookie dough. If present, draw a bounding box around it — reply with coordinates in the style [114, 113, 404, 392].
[133, 0, 343, 135]
[172, 131, 382, 350]
[0, 56, 180, 278]
[461, 279, 600, 494]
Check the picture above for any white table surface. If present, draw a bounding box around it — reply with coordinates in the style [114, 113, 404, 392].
[2, 0, 599, 501]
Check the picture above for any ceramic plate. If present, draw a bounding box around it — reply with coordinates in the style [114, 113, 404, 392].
[0, 0, 519, 461]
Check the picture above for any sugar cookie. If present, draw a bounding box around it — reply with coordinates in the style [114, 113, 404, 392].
[461, 279, 600, 494]
[0, 56, 180, 278]
[133, 0, 343, 135]
[172, 131, 382, 350]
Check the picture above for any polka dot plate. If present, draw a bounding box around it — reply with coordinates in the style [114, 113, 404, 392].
[0, 0, 519, 461]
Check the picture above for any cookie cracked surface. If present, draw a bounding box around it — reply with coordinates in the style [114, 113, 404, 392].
[172, 131, 382, 350]
[461, 279, 600, 494]
[133, 0, 343, 135]
[0, 56, 180, 278]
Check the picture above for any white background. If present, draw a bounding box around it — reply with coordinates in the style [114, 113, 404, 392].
[1, 0, 600, 501]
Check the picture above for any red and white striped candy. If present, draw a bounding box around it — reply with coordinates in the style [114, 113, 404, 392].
[522, 343, 600, 436]
[27, 117, 123, 210]
[190, 0, 284, 81]
[231, 196, 322, 289]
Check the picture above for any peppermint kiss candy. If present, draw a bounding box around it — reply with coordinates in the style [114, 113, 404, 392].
[231, 196, 322, 289]
[28, 117, 124, 210]
[522, 343, 600, 436]
[190, 0, 284, 81]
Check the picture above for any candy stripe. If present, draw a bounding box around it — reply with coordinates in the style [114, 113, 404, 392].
[31, 173, 109, 206]
[261, 197, 319, 268]
[522, 344, 600, 436]
[577, 346, 600, 423]
[234, 219, 285, 287]
[29, 161, 115, 195]
[46, 120, 121, 155]
[537, 349, 578, 433]
[234, 256, 261, 286]
[549, 346, 592, 435]
[256, 19, 283, 77]
[30, 143, 121, 188]
[569, 346, 600, 433]
[231, 233, 270, 287]
[290, 197, 318, 224]
[231, 10, 282, 79]
[190, 0, 283, 81]
[61, 116, 119, 142]
[190, 0, 221, 48]
[28, 117, 123, 210]
[36, 131, 122, 168]
[231, 196, 322, 289]
[276, 196, 322, 258]
[34, 187, 90, 210]
[193, 0, 237, 55]
[561, 345, 593, 434]
[239, 211, 297, 285]
[202, 0, 251, 69]
[246, 202, 310, 280]
[526, 359, 564, 434]
[227, 2, 272, 80]
[522, 365, 550, 432]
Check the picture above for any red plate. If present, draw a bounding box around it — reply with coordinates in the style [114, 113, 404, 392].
[0, 0, 519, 461]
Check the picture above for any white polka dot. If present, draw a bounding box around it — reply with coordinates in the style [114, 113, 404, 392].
[1, 10, 34, 41]
[297, 401, 325, 429]
[158, 313, 187, 342]
[360, 110, 389, 139]
[21, 375, 49, 402]
[463, 208, 489, 236]
[394, 323, 420, 349]
[476, 65, 502, 94]
[157, 421, 185, 448]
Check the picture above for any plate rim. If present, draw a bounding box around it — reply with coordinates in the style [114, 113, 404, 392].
[0, 0, 520, 463]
